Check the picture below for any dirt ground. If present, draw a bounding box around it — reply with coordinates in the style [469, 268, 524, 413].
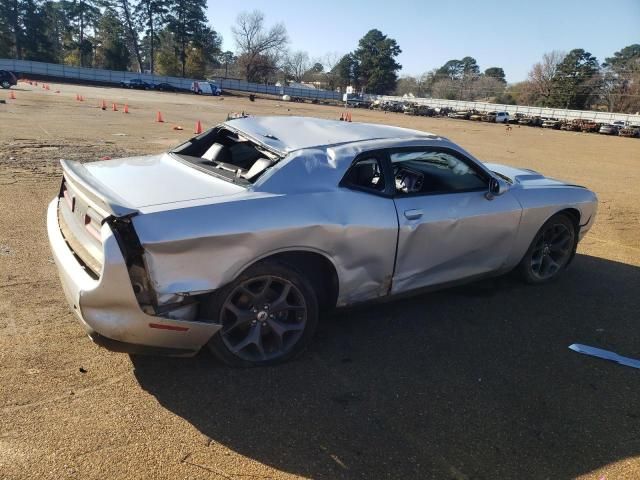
[0, 82, 639, 480]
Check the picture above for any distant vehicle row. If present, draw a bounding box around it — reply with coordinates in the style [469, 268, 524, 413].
[399, 102, 639, 137]
[119, 78, 222, 95]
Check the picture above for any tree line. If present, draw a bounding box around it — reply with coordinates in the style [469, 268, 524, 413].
[395, 46, 640, 114]
[0, 4, 638, 113]
[0, 0, 220, 78]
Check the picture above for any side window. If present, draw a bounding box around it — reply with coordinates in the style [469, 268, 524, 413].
[342, 156, 386, 193]
[390, 149, 488, 195]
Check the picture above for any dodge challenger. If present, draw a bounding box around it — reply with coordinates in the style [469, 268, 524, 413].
[47, 116, 598, 366]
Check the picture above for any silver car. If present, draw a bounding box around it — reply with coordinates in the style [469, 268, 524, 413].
[47, 116, 598, 366]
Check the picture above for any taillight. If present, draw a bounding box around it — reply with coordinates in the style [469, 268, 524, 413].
[62, 184, 75, 211]
[84, 208, 101, 241]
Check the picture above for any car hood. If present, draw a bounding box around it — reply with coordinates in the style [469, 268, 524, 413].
[81, 153, 245, 209]
[484, 163, 583, 188]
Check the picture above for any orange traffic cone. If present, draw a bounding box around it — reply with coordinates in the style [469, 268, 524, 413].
[9, 91, 16, 100]
[156, 111, 164, 123]
[194, 120, 203, 134]
[123, 104, 129, 114]
[112, 103, 118, 111]
[100, 99, 106, 110]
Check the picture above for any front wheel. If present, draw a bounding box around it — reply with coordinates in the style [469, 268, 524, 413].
[1, 81, 10, 89]
[517, 213, 576, 284]
[204, 261, 319, 367]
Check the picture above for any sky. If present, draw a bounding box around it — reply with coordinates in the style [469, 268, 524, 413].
[206, 0, 640, 83]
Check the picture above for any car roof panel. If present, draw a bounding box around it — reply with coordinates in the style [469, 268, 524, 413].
[224, 116, 437, 153]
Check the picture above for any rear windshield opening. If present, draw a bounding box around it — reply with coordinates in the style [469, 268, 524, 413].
[171, 127, 281, 184]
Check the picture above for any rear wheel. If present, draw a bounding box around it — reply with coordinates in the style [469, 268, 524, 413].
[204, 261, 319, 367]
[1, 81, 10, 89]
[518, 214, 576, 284]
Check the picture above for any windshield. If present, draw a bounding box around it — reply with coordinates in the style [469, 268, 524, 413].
[171, 127, 281, 184]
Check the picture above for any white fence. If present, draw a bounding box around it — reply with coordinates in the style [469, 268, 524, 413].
[367, 95, 640, 124]
[0, 58, 342, 101]
[1, 58, 638, 124]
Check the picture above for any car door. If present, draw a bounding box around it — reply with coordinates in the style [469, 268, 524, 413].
[389, 146, 522, 294]
[336, 152, 399, 303]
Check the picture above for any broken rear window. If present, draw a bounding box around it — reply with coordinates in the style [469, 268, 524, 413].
[171, 127, 281, 184]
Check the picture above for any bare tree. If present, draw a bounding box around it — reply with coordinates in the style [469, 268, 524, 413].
[232, 10, 288, 82]
[320, 51, 342, 89]
[469, 76, 506, 101]
[527, 50, 565, 105]
[284, 50, 309, 82]
[322, 51, 341, 72]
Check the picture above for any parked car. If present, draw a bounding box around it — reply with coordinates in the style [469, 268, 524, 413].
[448, 110, 471, 120]
[120, 78, 153, 90]
[481, 112, 497, 122]
[542, 118, 561, 129]
[0, 70, 17, 89]
[599, 124, 619, 135]
[191, 81, 222, 95]
[154, 82, 181, 92]
[580, 121, 601, 133]
[619, 126, 640, 138]
[48, 116, 598, 366]
[344, 93, 371, 108]
[519, 116, 543, 127]
[508, 113, 525, 124]
[494, 111, 510, 123]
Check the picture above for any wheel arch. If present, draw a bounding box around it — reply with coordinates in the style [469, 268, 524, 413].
[232, 248, 340, 310]
[555, 207, 581, 230]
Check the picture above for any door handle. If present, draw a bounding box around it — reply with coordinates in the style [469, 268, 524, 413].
[404, 209, 423, 220]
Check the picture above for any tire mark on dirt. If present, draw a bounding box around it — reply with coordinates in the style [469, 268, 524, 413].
[0, 371, 130, 413]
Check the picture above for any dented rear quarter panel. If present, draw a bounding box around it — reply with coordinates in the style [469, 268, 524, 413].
[132, 155, 400, 306]
[131, 138, 452, 307]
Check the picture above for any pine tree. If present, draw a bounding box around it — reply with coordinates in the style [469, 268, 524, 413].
[352, 29, 401, 94]
[135, 0, 169, 73]
[95, 8, 130, 70]
[21, 0, 55, 61]
[166, 0, 208, 77]
[549, 49, 600, 109]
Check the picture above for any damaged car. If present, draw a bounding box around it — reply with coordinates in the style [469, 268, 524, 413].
[48, 116, 598, 366]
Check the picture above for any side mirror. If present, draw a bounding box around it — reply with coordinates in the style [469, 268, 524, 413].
[486, 177, 508, 200]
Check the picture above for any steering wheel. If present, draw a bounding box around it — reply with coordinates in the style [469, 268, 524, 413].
[394, 165, 424, 193]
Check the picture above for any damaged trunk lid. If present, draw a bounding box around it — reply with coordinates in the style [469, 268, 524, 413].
[63, 153, 246, 214]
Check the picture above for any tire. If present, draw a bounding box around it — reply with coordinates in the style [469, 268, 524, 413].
[204, 261, 319, 367]
[517, 213, 577, 284]
[1, 81, 9, 89]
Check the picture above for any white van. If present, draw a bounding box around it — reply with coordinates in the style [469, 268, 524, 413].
[191, 81, 222, 96]
[495, 111, 510, 123]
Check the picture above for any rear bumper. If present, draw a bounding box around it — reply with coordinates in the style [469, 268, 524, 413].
[88, 331, 198, 356]
[47, 199, 221, 356]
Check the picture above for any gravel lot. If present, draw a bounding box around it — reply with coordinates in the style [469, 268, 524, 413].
[0, 82, 639, 480]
